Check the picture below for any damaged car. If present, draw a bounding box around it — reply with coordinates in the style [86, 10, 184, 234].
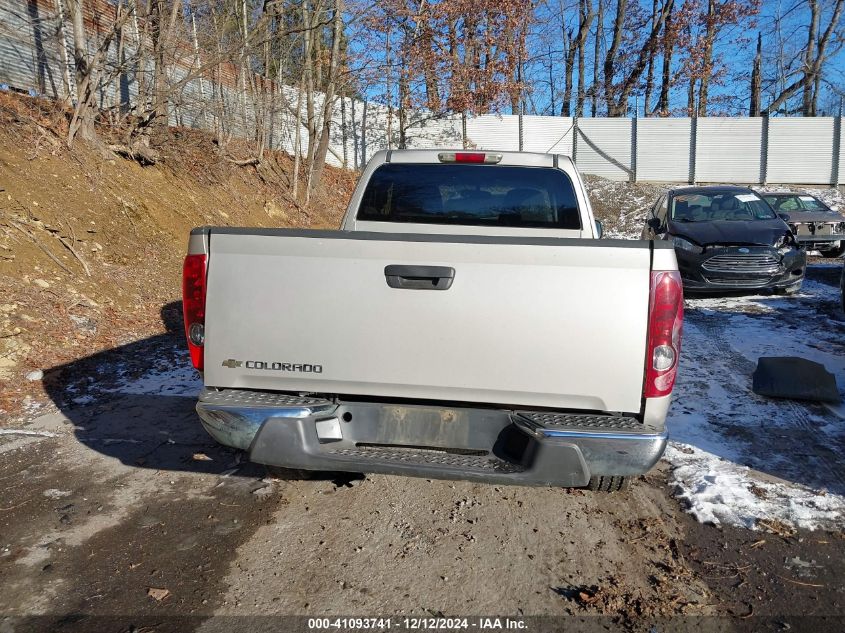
[641, 186, 805, 294]
[760, 191, 845, 257]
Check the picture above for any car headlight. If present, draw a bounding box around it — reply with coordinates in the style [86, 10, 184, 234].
[774, 234, 797, 255]
[671, 235, 704, 254]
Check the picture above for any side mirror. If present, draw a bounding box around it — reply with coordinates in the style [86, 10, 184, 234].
[646, 217, 662, 231]
[594, 220, 603, 239]
[831, 206, 840, 212]
[778, 213, 791, 222]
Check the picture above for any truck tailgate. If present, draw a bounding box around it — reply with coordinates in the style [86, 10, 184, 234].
[202, 230, 652, 413]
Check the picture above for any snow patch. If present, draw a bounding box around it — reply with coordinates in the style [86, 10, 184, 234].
[666, 443, 845, 531]
[665, 275, 845, 532]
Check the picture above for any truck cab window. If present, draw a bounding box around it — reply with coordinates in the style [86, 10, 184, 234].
[358, 164, 582, 230]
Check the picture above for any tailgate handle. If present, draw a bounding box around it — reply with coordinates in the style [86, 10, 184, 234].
[384, 265, 455, 290]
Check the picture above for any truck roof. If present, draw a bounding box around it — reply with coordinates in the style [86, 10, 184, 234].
[377, 149, 574, 169]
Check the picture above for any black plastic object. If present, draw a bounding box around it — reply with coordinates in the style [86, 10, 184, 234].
[384, 265, 455, 290]
[752, 356, 840, 403]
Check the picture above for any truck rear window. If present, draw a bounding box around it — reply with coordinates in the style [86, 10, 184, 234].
[357, 164, 582, 229]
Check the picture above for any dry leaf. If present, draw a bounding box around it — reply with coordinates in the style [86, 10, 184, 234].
[147, 587, 170, 601]
[192, 453, 212, 461]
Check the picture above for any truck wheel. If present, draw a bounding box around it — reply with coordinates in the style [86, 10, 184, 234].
[586, 475, 629, 492]
[818, 244, 845, 258]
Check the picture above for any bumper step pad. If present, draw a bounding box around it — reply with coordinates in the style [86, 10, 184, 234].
[516, 411, 643, 432]
[328, 446, 525, 473]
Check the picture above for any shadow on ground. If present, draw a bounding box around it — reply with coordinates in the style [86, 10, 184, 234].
[40, 301, 361, 485]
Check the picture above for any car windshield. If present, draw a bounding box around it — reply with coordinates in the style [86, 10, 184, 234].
[357, 164, 581, 229]
[669, 192, 777, 222]
[762, 194, 830, 213]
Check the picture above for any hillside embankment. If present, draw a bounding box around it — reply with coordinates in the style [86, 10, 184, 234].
[0, 93, 357, 420]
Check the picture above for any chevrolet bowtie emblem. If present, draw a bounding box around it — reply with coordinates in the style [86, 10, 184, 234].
[221, 359, 243, 368]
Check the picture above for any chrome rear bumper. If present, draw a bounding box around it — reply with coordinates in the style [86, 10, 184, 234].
[196, 388, 667, 487]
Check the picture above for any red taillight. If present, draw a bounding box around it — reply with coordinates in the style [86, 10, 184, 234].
[644, 270, 683, 398]
[455, 152, 486, 163]
[182, 254, 207, 371]
[437, 151, 503, 164]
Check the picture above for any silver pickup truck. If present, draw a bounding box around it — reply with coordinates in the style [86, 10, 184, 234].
[182, 150, 682, 491]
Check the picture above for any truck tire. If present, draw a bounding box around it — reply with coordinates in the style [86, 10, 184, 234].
[818, 244, 845, 258]
[586, 475, 629, 492]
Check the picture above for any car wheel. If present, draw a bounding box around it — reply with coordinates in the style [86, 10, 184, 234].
[818, 243, 845, 258]
[586, 475, 629, 492]
[775, 281, 802, 296]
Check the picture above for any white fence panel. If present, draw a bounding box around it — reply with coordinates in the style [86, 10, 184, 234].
[636, 118, 691, 182]
[768, 118, 836, 184]
[405, 115, 463, 150]
[467, 114, 519, 151]
[576, 118, 632, 181]
[695, 118, 763, 183]
[522, 115, 573, 154]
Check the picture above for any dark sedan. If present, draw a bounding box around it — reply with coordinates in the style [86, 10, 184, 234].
[641, 186, 806, 294]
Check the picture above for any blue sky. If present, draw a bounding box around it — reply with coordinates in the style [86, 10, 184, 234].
[351, 0, 845, 118]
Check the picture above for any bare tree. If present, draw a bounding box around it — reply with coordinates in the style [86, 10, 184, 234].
[66, 0, 130, 146]
[562, 0, 594, 116]
[604, 0, 673, 116]
[763, 0, 844, 115]
[591, 0, 603, 115]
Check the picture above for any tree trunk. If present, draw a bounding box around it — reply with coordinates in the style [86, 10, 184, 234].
[562, 25, 573, 116]
[656, 2, 673, 116]
[697, 0, 716, 117]
[292, 72, 304, 201]
[687, 75, 696, 116]
[749, 32, 762, 116]
[341, 94, 348, 168]
[385, 25, 393, 150]
[643, 0, 658, 115]
[301, 0, 318, 202]
[309, 0, 344, 193]
[67, 0, 96, 144]
[547, 45, 555, 115]
[802, 0, 819, 116]
[576, 0, 590, 117]
[147, 0, 181, 134]
[398, 24, 410, 149]
[591, 0, 603, 116]
[603, 0, 627, 114]
[564, 0, 594, 117]
[361, 100, 368, 165]
[606, 0, 671, 116]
